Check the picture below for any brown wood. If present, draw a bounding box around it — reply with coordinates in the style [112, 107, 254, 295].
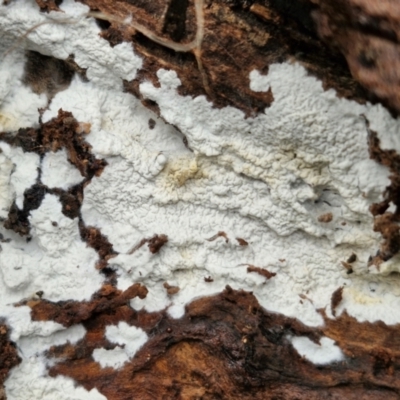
[20, 287, 400, 399]
[0, 324, 20, 400]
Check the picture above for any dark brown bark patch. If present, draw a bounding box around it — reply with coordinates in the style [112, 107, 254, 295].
[3, 184, 45, 236]
[347, 253, 357, 263]
[128, 234, 168, 255]
[19, 283, 148, 327]
[40, 109, 106, 178]
[0, 110, 106, 177]
[236, 237, 248, 246]
[311, 0, 400, 116]
[330, 286, 343, 316]
[163, 282, 180, 295]
[0, 323, 20, 399]
[23, 51, 75, 99]
[79, 225, 117, 271]
[147, 234, 168, 254]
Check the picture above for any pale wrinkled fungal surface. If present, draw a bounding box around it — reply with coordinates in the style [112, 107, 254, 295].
[1, 0, 400, 399]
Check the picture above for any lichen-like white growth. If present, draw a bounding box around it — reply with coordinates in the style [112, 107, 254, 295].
[92, 322, 148, 369]
[289, 335, 344, 365]
[5, 356, 106, 400]
[41, 148, 84, 190]
[0, 49, 47, 131]
[0, 141, 40, 209]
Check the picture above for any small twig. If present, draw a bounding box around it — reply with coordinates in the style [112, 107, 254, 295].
[127, 234, 168, 255]
[127, 238, 148, 255]
[89, 0, 210, 94]
[242, 264, 276, 280]
[206, 231, 229, 243]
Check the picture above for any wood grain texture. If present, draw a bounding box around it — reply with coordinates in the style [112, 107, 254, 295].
[311, 0, 400, 116]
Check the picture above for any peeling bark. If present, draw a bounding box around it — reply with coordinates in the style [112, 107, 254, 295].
[20, 283, 148, 327]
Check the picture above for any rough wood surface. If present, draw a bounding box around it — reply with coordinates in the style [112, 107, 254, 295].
[76, 0, 369, 116]
[22, 287, 400, 399]
[0, 323, 20, 400]
[311, 0, 400, 116]
[33, 0, 400, 115]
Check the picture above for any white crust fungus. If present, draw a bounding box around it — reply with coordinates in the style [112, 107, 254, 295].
[289, 335, 345, 365]
[92, 322, 148, 369]
[1, 1, 400, 397]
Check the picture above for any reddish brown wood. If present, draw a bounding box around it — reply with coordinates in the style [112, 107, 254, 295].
[311, 0, 400, 116]
[0, 324, 20, 400]
[20, 287, 400, 399]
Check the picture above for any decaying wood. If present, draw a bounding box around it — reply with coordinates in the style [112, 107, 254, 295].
[311, 0, 400, 116]
[21, 287, 400, 399]
[72, 0, 369, 116]
[0, 323, 20, 400]
[1, 0, 400, 397]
